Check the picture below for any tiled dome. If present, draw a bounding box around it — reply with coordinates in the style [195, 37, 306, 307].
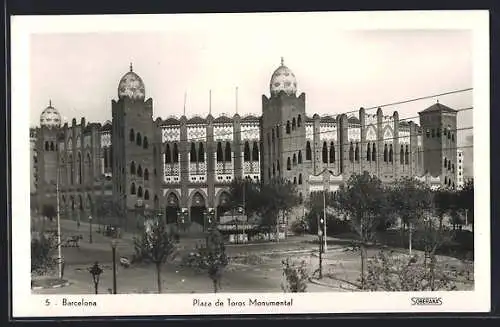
[270, 57, 297, 97]
[118, 63, 145, 101]
[39, 100, 61, 129]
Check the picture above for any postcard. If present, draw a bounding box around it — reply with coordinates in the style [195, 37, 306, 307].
[11, 10, 490, 318]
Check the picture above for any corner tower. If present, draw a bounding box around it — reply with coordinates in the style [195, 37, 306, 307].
[112, 64, 155, 217]
[261, 58, 307, 194]
[418, 101, 458, 188]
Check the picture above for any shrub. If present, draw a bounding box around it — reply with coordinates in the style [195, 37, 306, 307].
[364, 250, 457, 291]
[291, 219, 308, 235]
[281, 257, 309, 293]
[31, 232, 58, 275]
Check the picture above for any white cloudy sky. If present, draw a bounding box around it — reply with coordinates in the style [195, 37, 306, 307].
[29, 13, 473, 146]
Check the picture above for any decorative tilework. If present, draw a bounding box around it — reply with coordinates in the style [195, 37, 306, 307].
[162, 127, 181, 142]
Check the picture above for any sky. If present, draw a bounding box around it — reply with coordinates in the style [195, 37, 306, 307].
[29, 14, 474, 152]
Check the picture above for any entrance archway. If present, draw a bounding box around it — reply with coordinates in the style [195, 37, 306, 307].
[190, 191, 206, 226]
[217, 192, 231, 222]
[165, 193, 179, 224]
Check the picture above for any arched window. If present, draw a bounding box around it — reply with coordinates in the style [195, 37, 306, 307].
[173, 143, 179, 163]
[367, 143, 371, 162]
[69, 154, 74, 185]
[130, 183, 136, 195]
[383, 144, 388, 162]
[298, 173, 303, 185]
[298, 150, 302, 164]
[216, 142, 223, 162]
[400, 145, 404, 165]
[293, 177, 297, 184]
[452, 164, 455, 173]
[244, 141, 250, 162]
[287, 157, 291, 170]
[349, 143, 354, 162]
[252, 142, 259, 161]
[136, 132, 142, 146]
[426, 129, 430, 138]
[104, 148, 108, 169]
[436, 128, 441, 138]
[286, 121, 291, 134]
[144, 168, 149, 181]
[272, 163, 276, 176]
[322, 142, 328, 163]
[198, 142, 205, 163]
[137, 165, 143, 177]
[45, 141, 49, 151]
[355, 143, 360, 162]
[130, 161, 136, 175]
[444, 158, 447, 168]
[50, 142, 55, 151]
[293, 153, 297, 166]
[144, 190, 150, 200]
[165, 144, 171, 164]
[277, 160, 280, 173]
[447, 160, 451, 171]
[137, 186, 143, 198]
[297, 115, 302, 127]
[276, 126, 280, 139]
[389, 144, 393, 163]
[444, 176, 448, 185]
[431, 129, 435, 138]
[268, 168, 271, 179]
[143, 136, 149, 149]
[78, 152, 82, 184]
[86, 153, 92, 182]
[372, 144, 377, 162]
[224, 142, 232, 162]
[292, 118, 296, 131]
[404, 145, 409, 165]
[306, 141, 312, 160]
[129, 129, 135, 142]
[329, 142, 336, 163]
[190, 142, 197, 163]
[451, 133, 455, 142]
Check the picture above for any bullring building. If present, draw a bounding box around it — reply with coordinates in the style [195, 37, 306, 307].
[30, 59, 459, 230]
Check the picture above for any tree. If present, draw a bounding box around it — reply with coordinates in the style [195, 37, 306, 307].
[333, 172, 388, 288]
[193, 227, 229, 293]
[132, 216, 178, 293]
[41, 203, 57, 221]
[258, 178, 301, 238]
[228, 178, 262, 218]
[95, 196, 126, 228]
[389, 177, 433, 254]
[31, 231, 58, 275]
[413, 187, 456, 290]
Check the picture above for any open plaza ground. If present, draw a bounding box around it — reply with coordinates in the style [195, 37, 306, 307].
[31, 218, 474, 294]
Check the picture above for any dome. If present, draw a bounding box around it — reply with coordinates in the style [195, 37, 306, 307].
[39, 100, 61, 129]
[269, 57, 297, 97]
[118, 63, 145, 101]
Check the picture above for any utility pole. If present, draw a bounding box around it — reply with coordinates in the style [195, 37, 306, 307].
[323, 190, 327, 253]
[317, 213, 323, 279]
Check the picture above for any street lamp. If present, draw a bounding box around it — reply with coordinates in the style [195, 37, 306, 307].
[317, 213, 324, 279]
[312, 168, 335, 253]
[89, 215, 93, 244]
[88, 261, 103, 294]
[111, 239, 118, 294]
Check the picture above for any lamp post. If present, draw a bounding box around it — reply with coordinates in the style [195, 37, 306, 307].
[312, 168, 335, 253]
[53, 167, 63, 280]
[111, 239, 118, 294]
[89, 215, 93, 244]
[88, 261, 103, 294]
[317, 213, 323, 279]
